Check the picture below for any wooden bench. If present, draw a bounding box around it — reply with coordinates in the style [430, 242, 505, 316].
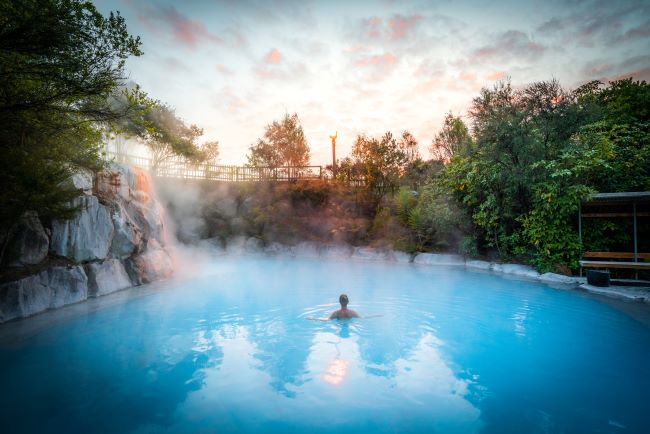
[580, 252, 650, 269]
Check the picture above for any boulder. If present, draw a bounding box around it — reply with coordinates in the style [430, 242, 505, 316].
[0, 265, 87, 322]
[392, 251, 414, 263]
[125, 240, 173, 285]
[94, 169, 121, 204]
[108, 163, 137, 201]
[66, 168, 93, 195]
[109, 202, 142, 259]
[50, 195, 114, 263]
[413, 253, 465, 266]
[494, 263, 540, 279]
[352, 247, 393, 262]
[124, 199, 167, 247]
[465, 260, 493, 270]
[85, 259, 132, 296]
[47, 266, 89, 308]
[539, 272, 580, 285]
[1, 211, 49, 266]
[0, 274, 46, 322]
[95, 163, 147, 204]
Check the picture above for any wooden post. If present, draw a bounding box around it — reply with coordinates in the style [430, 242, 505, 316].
[633, 201, 638, 280]
[579, 203, 582, 277]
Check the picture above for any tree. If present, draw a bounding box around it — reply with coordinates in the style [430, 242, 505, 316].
[399, 130, 420, 162]
[247, 113, 310, 168]
[429, 113, 473, 161]
[351, 132, 409, 196]
[110, 87, 219, 170]
[438, 78, 649, 271]
[0, 0, 142, 227]
[140, 102, 205, 171]
[200, 141, 220, 164]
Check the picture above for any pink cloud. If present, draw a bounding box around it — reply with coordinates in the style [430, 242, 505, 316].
[388, 14, 423, 40]
[361, 16, 383, 39]
[138, 5, 221, 48]
[355, 53, 397, 69]
[610, 67, 650, 82]
[353, 53, 398, 82]
[264, 48, 282, 65]
[459, 72, 476, 82]
[486, 70, 507, 80]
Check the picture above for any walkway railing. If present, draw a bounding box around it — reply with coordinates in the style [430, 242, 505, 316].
[105, 152, 323, 182]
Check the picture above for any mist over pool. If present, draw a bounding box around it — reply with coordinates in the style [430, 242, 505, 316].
[1, 255, 649, 434]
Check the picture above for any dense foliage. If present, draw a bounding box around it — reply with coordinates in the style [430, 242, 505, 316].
[247, 113, 310, 168]
[424, 78, 650, 271]
[0, 0, 142, 226]
[116, 93, 217, 170]
[338, 131, 418, 197]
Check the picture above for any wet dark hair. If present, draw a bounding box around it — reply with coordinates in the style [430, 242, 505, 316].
[339, 294, 349, 306]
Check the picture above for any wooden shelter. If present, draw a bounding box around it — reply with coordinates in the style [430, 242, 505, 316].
[579, 192, 650, 278]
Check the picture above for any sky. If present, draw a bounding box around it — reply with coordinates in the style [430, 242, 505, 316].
[95, 0, 650, 165]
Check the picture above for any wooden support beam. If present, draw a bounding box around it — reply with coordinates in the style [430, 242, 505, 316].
[583, 252, 650, 259]
[580, 261, 650, 269]
[581, 212, 650, 218]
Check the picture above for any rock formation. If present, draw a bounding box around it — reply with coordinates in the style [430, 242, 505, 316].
[0, 163, 173, 323]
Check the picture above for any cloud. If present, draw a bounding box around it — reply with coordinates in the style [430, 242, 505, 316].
[536, 2, 650, 47]
[485, 70, 507, 81]
[137, 4, 221, 48]
[264, 48, 282, 64]
[458, 72, 476, 82]
[159, 56, 191, 72]
[352, 52, 398, 81]
[355, 52, 397, 68]
[581, 55, 650, 82]
[216, 64, 233, 75]
[214, 87, 248, 115]
[360, 16, 383, 40]
[253, 49, 307, 80]
[610, 67, 650, 82]
[350, 14, 424, 43]
[387, 14, 423, 40]
[608, 19, 650, 44]
[471, 30, 546, 63]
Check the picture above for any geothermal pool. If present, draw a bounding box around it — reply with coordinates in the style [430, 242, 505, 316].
[1, 256, 649, 434]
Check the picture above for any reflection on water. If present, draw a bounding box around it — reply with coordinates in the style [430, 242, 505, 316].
[323, 359, 349, 385]
[1, 255, 650, 434]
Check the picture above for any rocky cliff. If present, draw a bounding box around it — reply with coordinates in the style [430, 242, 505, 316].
[0, 163, 173, 323]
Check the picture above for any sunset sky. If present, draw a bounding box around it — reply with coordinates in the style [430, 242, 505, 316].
[95, 0, 650, 165]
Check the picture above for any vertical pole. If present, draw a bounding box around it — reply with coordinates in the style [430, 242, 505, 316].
[578, 203, 583, 277]
[633, 202, 638, 261]
[332, 137, 336, 176]
[633, 202, 638, 280]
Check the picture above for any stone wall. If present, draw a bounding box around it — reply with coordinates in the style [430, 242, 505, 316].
[0, 163, 173, 323]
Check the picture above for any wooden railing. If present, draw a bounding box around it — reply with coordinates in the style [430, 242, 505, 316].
[105, 152, 323, 182]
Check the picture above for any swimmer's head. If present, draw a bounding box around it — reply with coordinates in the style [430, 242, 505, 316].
[339, 294, 349, 307]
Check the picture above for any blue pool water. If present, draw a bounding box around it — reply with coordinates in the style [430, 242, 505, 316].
[1, 255, 649, 434]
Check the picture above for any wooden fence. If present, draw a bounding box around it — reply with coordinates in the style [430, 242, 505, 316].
[105, 152, 323, 182]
